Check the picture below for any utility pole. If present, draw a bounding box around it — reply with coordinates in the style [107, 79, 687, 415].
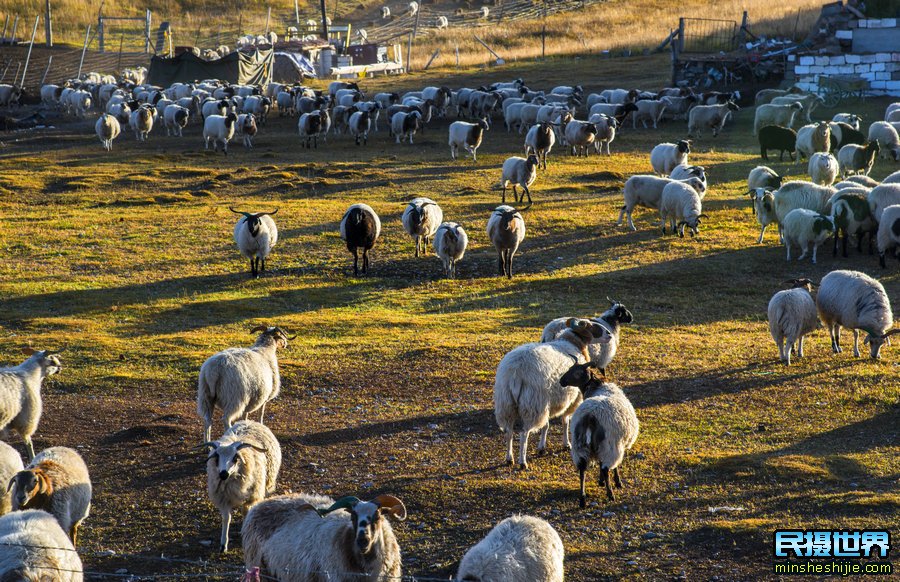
[320, 0, 328, 41]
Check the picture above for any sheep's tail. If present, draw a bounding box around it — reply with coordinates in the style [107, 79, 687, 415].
[197, 369, 217, 426]
[493, 369, 523, 432]
[574, 415, 605, 455]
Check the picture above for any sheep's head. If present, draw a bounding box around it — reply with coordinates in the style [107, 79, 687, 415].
[676, 139, 691, 154]
[203, 440, 266, 481]
[21, 347, 62, 376]
[230, 207, 277, 237]
[8, 468, 53, 510]
[318, 494, 407, 554]
[560, 359, 604, 391]
[863, 328, 899, 359]
[783, 278, 817, 292]
[249, 325, 295, 348]
[812, 214, 835, 236]
[565, 318, 611, 343]
[604, 297, 634, 324]
[727, 101, 740, 112]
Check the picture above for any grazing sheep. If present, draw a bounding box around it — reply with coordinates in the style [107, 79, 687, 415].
[487, 205, 526, 279]
[772, 181, 836, 242]
[500, 154, 539, 205]
[203, 112, 238, 155]
[808, 152, 839, 186]
[94, 113, 121, 151]
[831, 192, 875, 257]
[129, 104, 154, 141]
[524, 122, 555, 169]
[0, 442, 23, 516]
[0, 510, 83, 581]
[163, 104, 190, 137]
[768, 279, 819, 365]
[838, 141, 880, 177]
[10, 447, 91, 545]
[868, 183, 900, 222]
[540, 300, 634, 376]
[230, 207, 278, 277]
[560, 362, 638, 506]
[754, 102, 803, 135]
[832, 113, 862, 130]
[340, 203, 381, 275]
[687, 102, 739, 137]
[242, 493, 407, 582]
[202, 420, 280, 552]
[433, 222, 468, 278]
[660, 180, 705, 237]
[877, 205, 900, 268]
[618, 175, 705, 231]
[402, 198, 443, 257]
[754, 86, 803, 105]
[782, 208, 834, 263]
[748, 166, 783, 191]
[449, 119, 489, 161]
[771, 93, 824, 123]
[817, 270, 897, 359]
[494, 318, 610, 469]
[795, 122, 831, 163]
[867, 121, 900, 161]
[0, 348, 61, 460]
[391, 110, 422, 144]
[749, 187, 777, 243]
[456, 516, 564, 582]
[758, 125, 797, 161]
[564, 120, 597, 156]
[650, 140, 690, 175]
[197, 326, 290, 442]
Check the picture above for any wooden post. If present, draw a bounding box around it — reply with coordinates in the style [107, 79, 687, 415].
[474, 35, 502, 60]
[45, 0, 52, 46]
[405, 31, 412, 73]
[20, 15, 39, 86]
[11, 15, 19, 44]
[77, 24, 90, 78]
[12, 62, 21, 84]
[320, 0, 328, 41]
[98, 15, 104, 52]
[294, 0, 300, 24]
[145, 9, 151, 53]
[406, 7, 420, 71]
[0, 60, 11, 82]
[39, 55, 52, 85]
[117, 33, 124, 71]
[423, 49, 439, 70]
[238, 12, 243, 36]
[265, 6, 271, 34]
[455, 43, 459, 68]
[1, 15, 8, 45]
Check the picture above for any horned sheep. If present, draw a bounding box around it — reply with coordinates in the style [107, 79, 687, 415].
[767, 279, 820, 365]
[540, 300, 634, 376]
[0, 510, 83, 581]
[0, 348, 61, 460]
[487, 205, 526, 279]
[455, 516, 564, 582]
[230, 207, 278, 277]
[816, 270, 897, 359]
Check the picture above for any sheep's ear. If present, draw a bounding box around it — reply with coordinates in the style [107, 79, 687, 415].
[375, 494, 407, 521]
[22, 347, 36, 355]
[565, 317, 575, 329]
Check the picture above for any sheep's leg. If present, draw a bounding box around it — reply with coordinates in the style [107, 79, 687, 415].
[832, 324, 842, 353]
[352, 247, 359, 276]
[203, 423, 212, 443]
[497, 252, 504, 275]
[776, 337, 786, 363]
[518, 430, 530, 469]
[627, 210, 637, 232]
[601, 467, 615, 501]
[811, 243, 818, 264]
[843, 230, 850, 257]
[537, 423, 550, 454]
[220, 510, 231, 552]
[506, 250, 514, 279]
[363, 249, 370, 274]
[798, 335, 805, 358]
[852, 329, 861, 358]
[613, 466, 624, 489]
[23, 436, 34, 462]
[578, 459, 588, 508]
[259, 403, 266, 424]
[504, 430, 515, 465]
[757, 224, 767, 244]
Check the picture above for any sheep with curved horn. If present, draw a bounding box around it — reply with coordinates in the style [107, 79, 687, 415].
[230, 207, 278, 277]
[0, 348, 62, 461]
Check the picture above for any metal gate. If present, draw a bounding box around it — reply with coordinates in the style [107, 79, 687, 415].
[678, 17, 738, 53]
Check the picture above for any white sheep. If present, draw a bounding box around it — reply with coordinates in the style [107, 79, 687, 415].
[877, 204, 900, 268]
[436, 15, 449, 29]
[795, 122, 831, 162]
[560, 362, 638, 506]
[771, 93, 824, 123]
[618, 175, 705, 231]
[0, 348, 61, 460]
[230, 207, 277, 277]
[203, 420, 280, 552]
[163, 104, 190, 137]
[772, 181, 836, 241]
[402, 197, 443, 257]
[10, 446, 91, 544]
[243, 95, 271, 125]
[129, 105, 154, 141]
[433, 222, 468, 278]
[408, 1, 419, 16]
[349, 110, 372, 145]
[659, 179, 705, 237]
[833, 113, 862, 130]
[500, 154, 539, 205]
[456, 516, 564, 582]
[782, 208, 834, 263]
[633, 99, 668, 129]
[687, 102, 739, 138]
[540, 300, 634, 376]
[197, 326, 290, 442]
[749, 187, 777, 243]
[747, 166, 782, 192]
[0, 510, 83, 580]
[391, 110, 422, 144]
[449, 119, 489, 161]
[589, 113, 617, 155]
[564, 119, 597, 156]
[382, 6, 391, 19]
[524, 122, 555, 169]
[830, 192, 876, 257]
[243, 493, 407, 581]
[838, 141, 881, 177]
[753, 102, 803, 135]
[203, 112, 238, 154]
[669, 164, 708, 198]
[494, 318, 610, 469]
[867, 183, 900, 222]
[94, 113, 121, 151]
[0, 441, 23, 516]
[808, 152, 839, 185]
[817, 270, 897, 359]
[867, 121, 900, 160]
[236, 113, 258, 149]
[487, 205, 526, 279]
[768, 279, 819, 365]
[650, 140, 690, 175]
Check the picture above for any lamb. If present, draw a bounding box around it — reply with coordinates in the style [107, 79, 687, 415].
[795, 122, 831, 163]
[348, 110, 372, 145]
[494, 318, 610, 469]
[487, 205, 526, 279]
[230, 207, 278, 277]
[449, 119, 489, 161]
[767, 279, 820, 365]
[391, 110, 422, 144]
[0, 348, 61, 460]
[242, 492, 407, 582]
[748, 166, 783, 191]
[129, 104, 154, 141]
[753, 102, 803, 135]
[618, 175, 705, 231]
[564, 120, 597, 156]
[782, 208, 834, 263]
[0, 510, 83, 581]
[163, 104, 190, 137]
[340, 203, 381, 275]
[817, 270, 897, 359]
[433, 222, 469, 279]
[837, 141, 880, 177]
[758, 125, 797, 161]
[298, 111, 323, 148]
[500, 154, 539, 205]
[524, 122, 555, 169]
[649, 140, 690, 175]
[589, 114, 617, 156]
[632, 99, 668, 129]
[203, 112, 238, 155]
[867, 121, 900, 160]
[808, 152, 840, 186]
[831, 192, 875, 257]
[754, 86, 802, 105]
[560, 362, 638, 506]
[0, 441, 23, 516]
[772, 181, 836, 241]
[771, 93, 824, 123]
[687, 101, 739, 137]
[749, 187, 777, 243]
[236, 113, 258, 148]
[10, 446, 91, 545]
[202, 420, 280, 552]
[540, 300, 634, 376]
[94, 113, 121, 151]
[455, 516, 564, 582]
[659, 180, 705, 237]
[197, 326, 291, 442]
[402, 197, 443, 257]
[877, 204, 900, 267]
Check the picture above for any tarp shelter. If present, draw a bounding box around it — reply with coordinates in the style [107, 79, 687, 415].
[148, 48, 274, 86]
[273, 52, 318, 81]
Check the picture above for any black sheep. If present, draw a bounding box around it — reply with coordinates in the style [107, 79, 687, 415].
[340, 204, 381, 276]
[759, 125, 797, 161]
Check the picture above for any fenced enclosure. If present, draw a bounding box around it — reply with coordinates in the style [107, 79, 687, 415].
[677, 17, 738, 54]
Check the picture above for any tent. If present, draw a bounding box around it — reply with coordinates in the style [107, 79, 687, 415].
[148, 48, 274, 86]
[273, 52, 318, 81]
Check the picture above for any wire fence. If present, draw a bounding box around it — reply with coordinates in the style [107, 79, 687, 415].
[679, 17, 739, 53]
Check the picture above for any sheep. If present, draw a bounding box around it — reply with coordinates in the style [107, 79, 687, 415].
[669, 164, 707, 197]
[618, 175, 705, 231]
[886, 170, 900, 184]
[408, 1, 419, 15]
[540, 300, 634, 376]
[589, 102, 638, 127]
[632, 99, 668, 129]
[201, 98, 229, 120]
[768, 279, 820, 365]
[753, 102, 803, 135]
[754, 86, 802, 105]
[230, 207, 277, 277]
[197, 326, 291, 442]
[10, 446, 91, 545]
[433, 222, 468, 279]
[589, 114, 617, 156]
[455, 516, 564, 582]
[0, 442, 23, 516]
[795, 122, 831, 163]
[829, 121, 866, 151]
[817, 270, 897, 359]
[524, 122, 555, 169]
[660, 179, 705, 237]
[661, 95, 698, 120]
[94, 113, 121, 152]
[436, 15, 449, 29]
[381, 6, 391, 18]
[782, 208, 834, 263]
[349, 111, 372, 145]
[235, 113, 258, 149]
[560, 120, 595, 156]
[877, 204, 900, 268]
[494, 318, 610, 469]
[560, 362, 638, 506]
[0, 510, 83, 581]
[867, 121, 900, 161]
[242, 493, 407, 582]
[771, 93, 824, 123]
[487, 205, 525, 279]
[758, 125, 798, 161]
[748, 166, 783, 191]
[391, 110, 422, 144]
[243, 95, 271, 125]
[840, 174, 880, 188]
[650, 140, 690, 175]
[297, 111, 323, 148]
[831, 192, 875, 257]
[832, 113, 862, 131]
[203, 113, 238, 155]
[163, 104, 190, 137]
[699, 90, 740, 105]
[201, 420, 280, 552]
[887, 103, 900, 121]
[500, 154, 539, 205]
[749, 187, 778, 243]
[0, 84, 23, 108]
[0, 348, 61, 461]
[838, 141, 880, 177]
[687, 101, 739, 138]
[340, 203, 381, 276]
[69, 90, 92, 118]
[808, 152, 839, 186]
[772, 181, 835, 241]
[129, 104, 154, 141]
[402, 198, 443, 257]
[449, 119, 488, 161]
[598, 88, 639, 104]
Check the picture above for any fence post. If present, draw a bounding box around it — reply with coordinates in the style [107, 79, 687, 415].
[20, 15, 39, 86]
[405, 32, 412, 73]
[117, 33, 124, 71]
[294, 0, 300, 24]
[45, 0, 52, 46]
[265, 6, 271, 34]
[1, 15, 8, 45]
[77, 24, 90, 78]
[98, 15, 104, 52]
[145, 9, 151, 53]
[40, 55, 52, 85]
[0, 60, 11, 82]
[11, 15, 19, 44]
[12, 62, 21, 84]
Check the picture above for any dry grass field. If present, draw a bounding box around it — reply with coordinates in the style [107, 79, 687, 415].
[0, 54, 898, 579]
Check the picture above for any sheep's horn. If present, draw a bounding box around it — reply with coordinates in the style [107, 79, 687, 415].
[374, 494, 407, 521]
[195, 441, 219, 450]
[317, 496, 360, 516]
[236, 442, 268, 453]
[229, 207, 252, 217]
[259, 209, 278, 216]
[607, 296, 615, 306]
[7, 476, 17, 492]
[249, 325, 269, 334]
[883, 329, 900, 338]
[567, 353, 579, 364]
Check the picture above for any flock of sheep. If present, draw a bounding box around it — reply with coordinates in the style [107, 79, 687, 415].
[1, 66, 899, 580]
